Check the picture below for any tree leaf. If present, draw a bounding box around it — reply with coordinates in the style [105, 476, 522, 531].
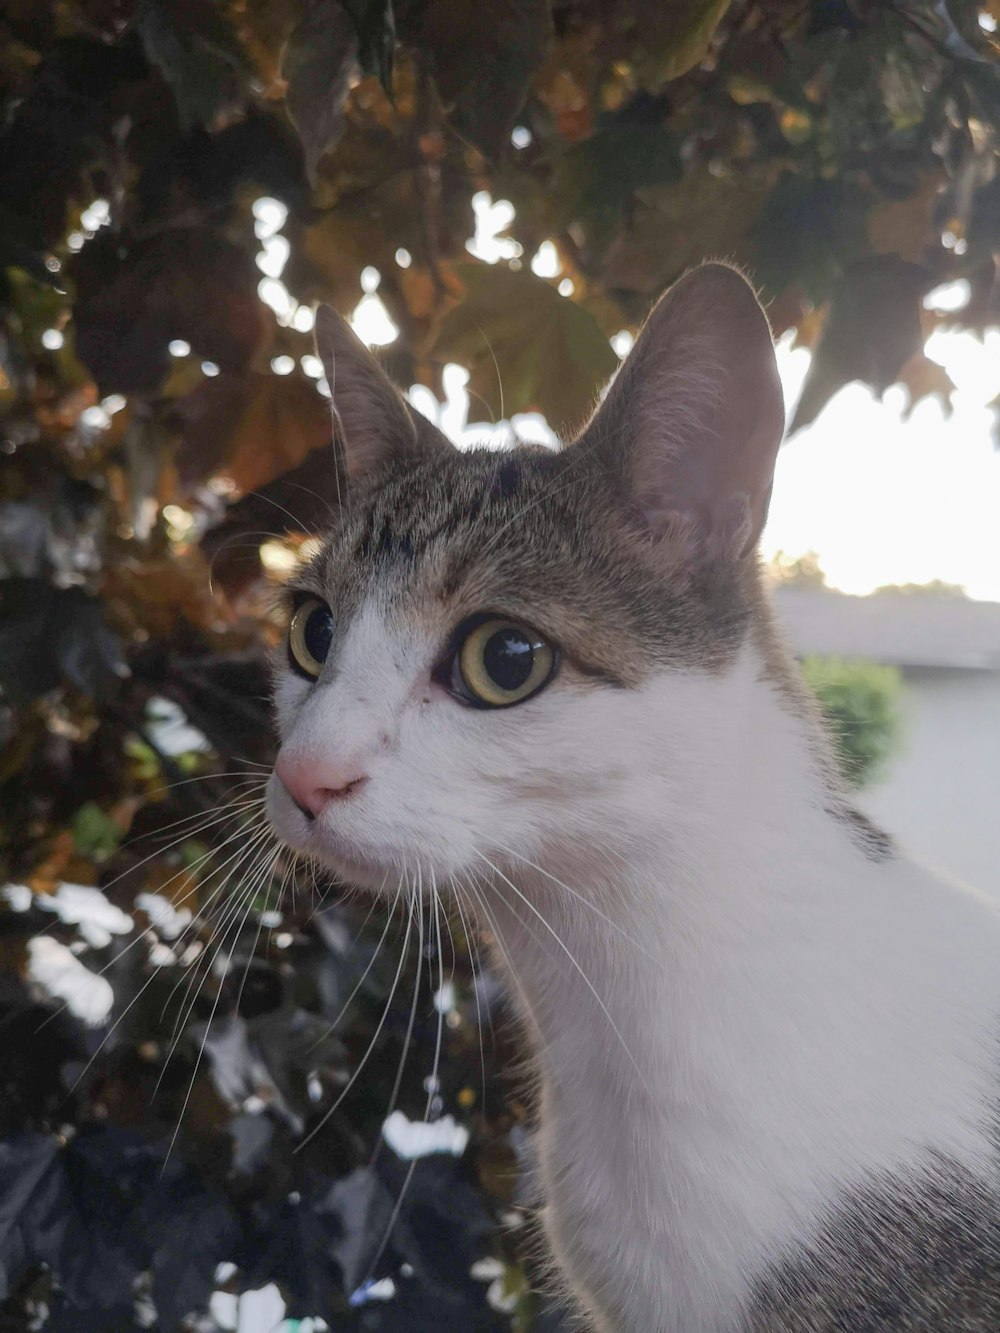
[342, 0, 396, 90]
[600, 163, 777, 300]
[0, 205, 61, 289]
[802, 655, 902, 788]
[177, 372, 334, 495]
[403, 0, 554, 158]
[103, 551, 223, 638]
[136, 0, 251, 130]
[0, 579, 127, 708]
[433, 261, 618, 430]
[136, 0, 252, 131]
[789, 256, 932, 435]
[897, 352, 956, 419]
[199, 446, 346, 596]
[71, 802, 124, 860]
[282, 0, 360, 183]
[753, 172, 873, 303]
[72, 230, 269, 395]
[867, 168, 946, 265]
[554, 124, 683, 246]
[630, 0, 732, 84]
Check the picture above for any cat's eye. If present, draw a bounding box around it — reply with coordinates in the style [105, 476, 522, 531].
[288, 597, 334, 680]
[453, 617, 556, 708]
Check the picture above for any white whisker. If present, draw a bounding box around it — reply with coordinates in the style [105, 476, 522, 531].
[475, 851, 650, 1094]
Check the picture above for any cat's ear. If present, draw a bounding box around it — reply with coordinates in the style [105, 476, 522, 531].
[315, 305, 452, 478]
[576, 262, 784, 560]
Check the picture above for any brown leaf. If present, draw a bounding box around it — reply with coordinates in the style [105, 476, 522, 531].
[789, 256, 932, 435]
[26, 831, 80, 897]
[536, 68, 593, 143]
[766, 286, 811, 340]
[399, 265, 444, 320]
[72, 230, 270, 395]
[867, 169, 946, 265]
[199, 445, 345, 597]
[233, 0, 297, 94]
[178, 371, 333, 496]
[294, 210, 377, 310]
[790, 300, 828, 351]
[103, 550, 223, 638]
[896, 353, 956, 420]
[0, 935, 29, 980]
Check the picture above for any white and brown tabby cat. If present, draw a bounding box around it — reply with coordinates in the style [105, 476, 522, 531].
[266, 262, 1000, 1332]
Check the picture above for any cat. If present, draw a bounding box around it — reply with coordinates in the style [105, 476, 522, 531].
[266, 261, 1000, 1332]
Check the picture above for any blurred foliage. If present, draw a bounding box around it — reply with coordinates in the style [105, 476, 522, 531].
[803, 655, 904, 787]
[873, 577, 970, 594]
[768, 548, 830, 586]
[2, 0, 1000, 1326]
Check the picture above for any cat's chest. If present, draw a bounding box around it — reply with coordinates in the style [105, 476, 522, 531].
[496, 871, 1000, 1332]
[533, 1068, 760, 1332]
[534, 1052, 1000, 1333]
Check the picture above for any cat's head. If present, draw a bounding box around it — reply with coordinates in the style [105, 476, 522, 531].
[266, 263, 785, 891]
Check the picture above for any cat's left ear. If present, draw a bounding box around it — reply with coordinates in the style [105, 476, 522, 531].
[575, 262, 785, 560]
[315, 305, 452, 478]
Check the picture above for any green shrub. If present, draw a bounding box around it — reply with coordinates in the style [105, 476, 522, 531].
[801, 656, 903, 789]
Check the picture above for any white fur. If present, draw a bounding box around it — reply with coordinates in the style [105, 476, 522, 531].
[269, 603, 1000, 1332]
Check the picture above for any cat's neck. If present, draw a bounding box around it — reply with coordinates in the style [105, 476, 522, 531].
[480, 640, 856, 1084]
[476, 640, 1000, 1332]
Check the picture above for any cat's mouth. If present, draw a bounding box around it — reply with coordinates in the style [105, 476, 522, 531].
[265, 771, 401, 891]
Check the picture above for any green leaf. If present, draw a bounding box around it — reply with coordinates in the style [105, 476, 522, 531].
[434, 261, 619, 430]
[802, 656, 902, 789]
[631, 0, 732, 84]
[283, 0, 361, 183]
[555, 125, 682, 247]
[124, 735, 160, 782]
[71, 803, 123, 860]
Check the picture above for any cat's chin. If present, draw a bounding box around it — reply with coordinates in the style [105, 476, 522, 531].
[307, 845, 394, 892]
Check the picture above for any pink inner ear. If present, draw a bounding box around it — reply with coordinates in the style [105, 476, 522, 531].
[577, 263, 785, 558]
[642, 359, 782, 554]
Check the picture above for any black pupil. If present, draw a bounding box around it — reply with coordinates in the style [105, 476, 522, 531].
[483, 628, 534, 692]
[303, 604, 333, 665]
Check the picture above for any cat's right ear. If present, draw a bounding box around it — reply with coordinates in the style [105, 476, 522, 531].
[315, 305, 452, 479]
[575, 263, 785, 562]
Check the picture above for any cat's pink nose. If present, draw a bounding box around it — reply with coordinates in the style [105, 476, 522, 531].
[275, 750, 368, 818]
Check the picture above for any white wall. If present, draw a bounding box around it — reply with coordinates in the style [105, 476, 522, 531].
[860, 668, 1000, 895]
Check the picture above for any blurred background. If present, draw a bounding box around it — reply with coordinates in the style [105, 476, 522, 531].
[1, 0, 999, 1328]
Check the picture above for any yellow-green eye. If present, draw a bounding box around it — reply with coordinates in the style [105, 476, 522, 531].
[288, 597, 334, 680]
[455, 618, 556, 708]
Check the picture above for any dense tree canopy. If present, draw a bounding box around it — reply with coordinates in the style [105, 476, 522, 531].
[2, 1, 1000, 1328]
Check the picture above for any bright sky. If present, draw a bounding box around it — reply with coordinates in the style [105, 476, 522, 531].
[764, 321, 1000, 602]
[413, 312, 1000, 606]
[244, 192, 1000, 606]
